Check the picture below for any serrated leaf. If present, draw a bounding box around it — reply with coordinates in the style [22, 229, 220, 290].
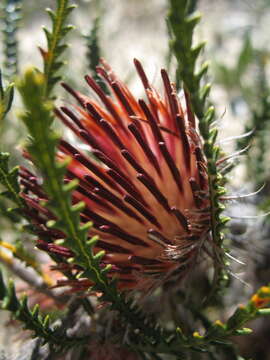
[168, 0, 231, 306]
[41, 0, 76, 97]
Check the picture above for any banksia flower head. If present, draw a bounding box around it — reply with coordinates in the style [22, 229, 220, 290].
[20, 59, 210, 293]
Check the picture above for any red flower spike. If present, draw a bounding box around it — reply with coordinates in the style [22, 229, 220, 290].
[20, 59, 211, 293]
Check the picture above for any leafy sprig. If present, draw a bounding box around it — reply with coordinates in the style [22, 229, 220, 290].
[0, 268, 89, 351]
[39, 0, 76, 97]
[168, 0, 230, 302]
[85, 16, 101, 77]
[0, 0, 22, 77]
[132, 285, 270, 356]
[0, 152, 22, 207]
[84, 9, 108, 94]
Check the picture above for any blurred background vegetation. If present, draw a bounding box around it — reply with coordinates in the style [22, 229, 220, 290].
[0, 0, 270, 359]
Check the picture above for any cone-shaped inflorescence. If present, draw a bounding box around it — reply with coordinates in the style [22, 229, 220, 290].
[20, 59, 211, 292]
